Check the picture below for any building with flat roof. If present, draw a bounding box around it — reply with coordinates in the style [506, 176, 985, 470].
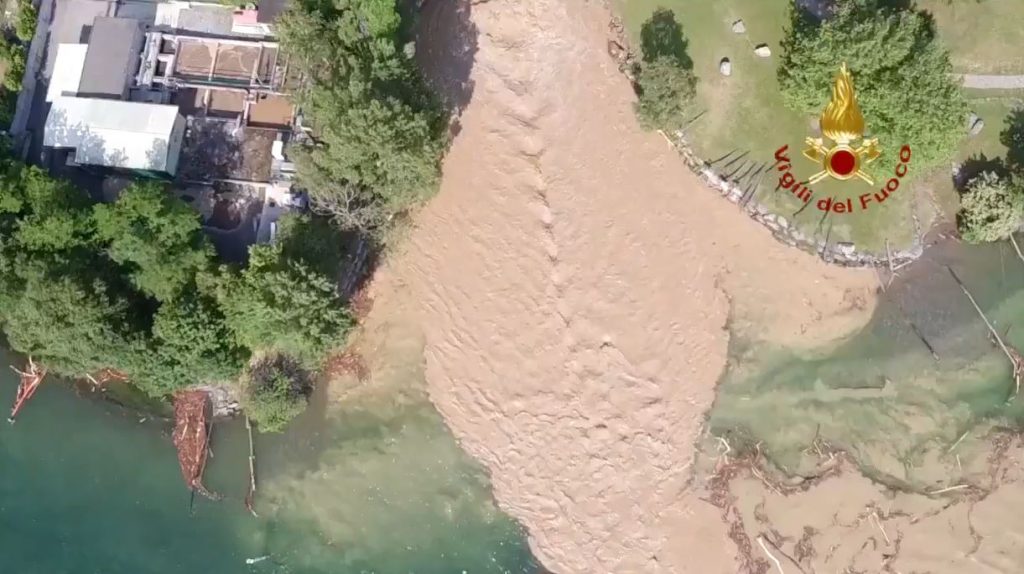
[43, 97, 186, 175]
[77, 17, 145, 99]
[46, 43, 88, 102]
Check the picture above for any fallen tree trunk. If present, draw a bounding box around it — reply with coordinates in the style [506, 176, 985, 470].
[948, 266, 1024, 400]
[172, 390, 220, 499]
[8, 357, 46, 423]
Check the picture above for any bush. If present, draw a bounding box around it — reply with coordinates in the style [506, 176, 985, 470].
[3, 43, 27, 93]
[240, 354, 312, 432]
[635, 56, 697, 131]
[957, 171, 1024, 243]
[15, 0, 37, 43]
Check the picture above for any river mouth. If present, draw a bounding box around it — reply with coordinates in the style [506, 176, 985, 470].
[698, 237, 1024, 572]
[709, 237, 1024, 489]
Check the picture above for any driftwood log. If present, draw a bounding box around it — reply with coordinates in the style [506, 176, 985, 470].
[948, 266, 1024, 401]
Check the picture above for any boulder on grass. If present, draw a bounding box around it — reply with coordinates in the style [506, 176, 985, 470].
[754, 44, 772, 57]
[731, 19, 746, 34]
[967, 112, 984, 136]
[719, 57, 732, 76]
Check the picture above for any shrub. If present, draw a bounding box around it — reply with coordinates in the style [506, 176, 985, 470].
[241, 354, 312, 432]
[957, 171, 1024, 243]
[15, 0, 37, 43]
[634, 56, 697, 132]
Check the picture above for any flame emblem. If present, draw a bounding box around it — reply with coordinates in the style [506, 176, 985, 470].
[803, 63, 880, 184]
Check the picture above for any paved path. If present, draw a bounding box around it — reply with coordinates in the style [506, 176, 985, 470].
[960, 74, 1024, 90]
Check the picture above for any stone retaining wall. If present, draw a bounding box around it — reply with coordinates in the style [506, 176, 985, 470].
[666, 131, 923, 268]
[195, 384, 242, 418]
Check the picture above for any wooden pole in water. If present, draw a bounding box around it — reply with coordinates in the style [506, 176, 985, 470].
[1009, 234, 1024, 266]
[947, 266, 1023, 400]
[947, 266, 1013, 361]
[245, 416, 258, 518]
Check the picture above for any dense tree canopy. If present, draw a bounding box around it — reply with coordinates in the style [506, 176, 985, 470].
[214, 243, 353, 365]
[957, 171, 1024, 244]
[275, 212, 348, 279]
[0, 152, 354, 416]
[278, 0, 447, 234]
[778, 0, 967, 174]
[0, 0, 412, 427]
[0, 165, 93, 252]
[133, 291, 248, 396]
[94, 183, 214, 301]
[0, 258, 144, 376]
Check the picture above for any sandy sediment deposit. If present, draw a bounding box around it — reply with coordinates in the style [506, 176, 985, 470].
[717, 431, 1024, 574]
[362, 0, 877, 572]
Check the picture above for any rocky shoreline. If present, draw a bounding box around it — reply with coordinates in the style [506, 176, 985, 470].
[667, 134, 925, 268]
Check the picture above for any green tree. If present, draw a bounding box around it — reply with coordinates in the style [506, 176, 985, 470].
[278, 0, 446, 234]
[131, 291, 248, 396]
[778, 0, 966, 174]
[276, 212, 349, 279]
[633, 9, 697, 132]
[1001, 108, 1024, 173]
[957, 171, 1024, 244]
[0, 164, 93, 252]
[240, 353, 313, 432]
[215, 243, 353, 364]
[0, 257, 144, 377]
[635, 56, 697, 131]
[94, 182, 214, 301]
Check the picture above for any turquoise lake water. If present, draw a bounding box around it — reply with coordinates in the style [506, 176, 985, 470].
[8, 233, 1023, 572]
[0, 354, 540, 574]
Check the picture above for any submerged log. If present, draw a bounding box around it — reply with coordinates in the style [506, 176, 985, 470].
[8, 357, 47, 423]
[948, 266, 1024, 400]
[172, 390, 220, 500]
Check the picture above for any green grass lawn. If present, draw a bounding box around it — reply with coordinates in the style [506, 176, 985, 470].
[615, 0, 1024, 253]
[926, 92, 1024, 219]
[616, 0, 917, 251]
[916, 0, 1024, 75]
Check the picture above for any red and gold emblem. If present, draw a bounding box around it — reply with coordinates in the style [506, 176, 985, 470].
[803, 63, 880, 185]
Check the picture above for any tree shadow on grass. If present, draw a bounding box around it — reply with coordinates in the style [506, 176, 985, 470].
[640, 8, 692, 70]
[1000, 106, 1024, 171]
[955, 153, 1008, 192]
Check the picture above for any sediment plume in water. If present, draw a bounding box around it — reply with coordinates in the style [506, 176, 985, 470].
[351, 0, 879, 572]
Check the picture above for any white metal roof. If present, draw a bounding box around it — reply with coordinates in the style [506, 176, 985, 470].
[43, 97, 183, 173]
[46, 44, 88, 103]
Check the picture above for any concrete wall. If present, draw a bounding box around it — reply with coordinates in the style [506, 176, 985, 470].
[11, 0, 54, 138]
[166, 114, 187, 175]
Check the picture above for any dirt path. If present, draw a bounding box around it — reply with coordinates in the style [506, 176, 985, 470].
[362, 1, 877, 572]
[959, 74, 1024, 89]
